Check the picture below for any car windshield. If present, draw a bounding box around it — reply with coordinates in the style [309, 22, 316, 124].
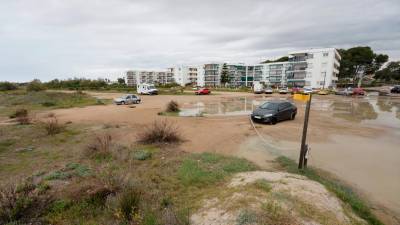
[259, 102, 279, 110]
[148, 85, 155, 89]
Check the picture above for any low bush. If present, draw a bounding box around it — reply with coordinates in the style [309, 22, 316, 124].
[138, 120, 182, 144]
[43, 117, 65, 135]
[0, 180, 38, 224]
[41, 101, 56, 107]
[116, 188, 142, 222]
[133, 149, 152, 161]
[86, 134, 113, 158]
[27, 80, 46, 92]
[165, 100, 180, 112]
[44, 163, 91, 180]
[10, 108, 30, 125]
[0, 82, 18, 91]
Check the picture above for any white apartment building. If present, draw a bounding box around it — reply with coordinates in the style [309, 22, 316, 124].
[126, 70, 175, 86]
[287, 48, 341, 88]
[260, 62, 290, 87]
[125, 48, 340, 89]
[170, 65, 203, 86]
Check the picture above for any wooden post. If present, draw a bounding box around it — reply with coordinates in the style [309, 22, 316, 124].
[298, 94, 312, 169]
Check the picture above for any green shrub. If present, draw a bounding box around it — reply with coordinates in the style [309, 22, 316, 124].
[0, 82, 18, 91]
[0, 181, 38, 224]
[117, 188, 141, 222]
[41, 101, 56, 107]
[133, 150, 152, 160]
[236, 209, 257, 225]
[27, 80, 46, 92]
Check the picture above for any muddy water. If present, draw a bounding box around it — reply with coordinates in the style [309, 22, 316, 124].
[181, 94, 400, 218]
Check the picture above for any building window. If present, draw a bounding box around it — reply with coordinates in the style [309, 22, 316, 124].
[321, 62, 327, 67]
[323, 52, 329, 57]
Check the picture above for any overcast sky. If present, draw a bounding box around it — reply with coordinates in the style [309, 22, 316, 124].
[1, 0, 399, 82]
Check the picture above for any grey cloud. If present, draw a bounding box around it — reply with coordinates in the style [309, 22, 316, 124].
[0, 0, 399, 82]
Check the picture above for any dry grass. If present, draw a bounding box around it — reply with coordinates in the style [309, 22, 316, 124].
[137, 120, 182, 144]
[43, 117, 65, 135]
[85, 134, 113, 158]
[166, 100, 180, 112]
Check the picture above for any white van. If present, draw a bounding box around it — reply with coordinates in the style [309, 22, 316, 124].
[137, 83, 158, 95]
[253, 81, 264, 94]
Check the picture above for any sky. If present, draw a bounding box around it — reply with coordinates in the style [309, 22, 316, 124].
[1, 0, 399, 82]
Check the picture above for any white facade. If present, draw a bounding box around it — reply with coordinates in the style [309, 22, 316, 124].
[170, 65, 203, 86]
[126, 70, 175, 86]
[126, 48, 340, 89]
[287, 48, 341, 88]
[258, 62, 290, 87]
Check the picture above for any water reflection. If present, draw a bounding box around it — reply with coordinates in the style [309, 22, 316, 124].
[332, 101, 378, 122]
[179, 96, 400, 127]
[179, 96, 289, 117]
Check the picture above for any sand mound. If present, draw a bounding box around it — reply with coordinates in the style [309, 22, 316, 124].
[191, 171, 366, 225]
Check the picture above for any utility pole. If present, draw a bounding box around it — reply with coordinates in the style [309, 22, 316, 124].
[298, 94, 312, 169]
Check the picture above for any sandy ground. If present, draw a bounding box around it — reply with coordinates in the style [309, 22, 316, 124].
[36, 91, 399, 224]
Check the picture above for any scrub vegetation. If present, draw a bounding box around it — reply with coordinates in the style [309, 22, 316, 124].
[0, 90, 106, 117]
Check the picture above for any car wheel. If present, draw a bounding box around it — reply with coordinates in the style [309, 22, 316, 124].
[270, 117, 277, 125]
[121, 101, 125, 105]
[290, 112, 296, 120]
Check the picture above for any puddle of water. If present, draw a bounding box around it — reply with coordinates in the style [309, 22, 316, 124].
[179, 96, 292, 117]
[229, 95, 400, 216]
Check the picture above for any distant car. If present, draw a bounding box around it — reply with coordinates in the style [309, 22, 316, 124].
[251, 100, 297, 125]
[318, 90, 329, 95]
[265, 87, 273, 94]
[195, 88, 211, 95]
[335, 87, 353, 96]
[353, 87, 365, 95]
[303, 87, 313, 94]
[114, 94, 141, 105]
[291, 87, 301, 94]
[390, 85, 400, 93]
[279, 87, 288, 94]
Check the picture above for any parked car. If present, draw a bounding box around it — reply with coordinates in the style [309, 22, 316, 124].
[195, 88, 211, 95]
[114, 94, 141, 105]
[251, 100, 297, 125]
[390, 85, 400, 93]
[318, 90, 328, 95]
[265, 87, 273, 94]
[303, 87, 313, 94]
[335, 87, 353, 96]
[353, 87, 365, 95]
[291, 87, 301, 94]
[279, 87, 288, 94]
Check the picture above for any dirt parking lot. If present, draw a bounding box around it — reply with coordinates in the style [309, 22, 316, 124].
[39, 91, 400, 222]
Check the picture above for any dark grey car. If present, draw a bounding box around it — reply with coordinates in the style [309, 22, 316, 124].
[251, 100, 297, 124]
